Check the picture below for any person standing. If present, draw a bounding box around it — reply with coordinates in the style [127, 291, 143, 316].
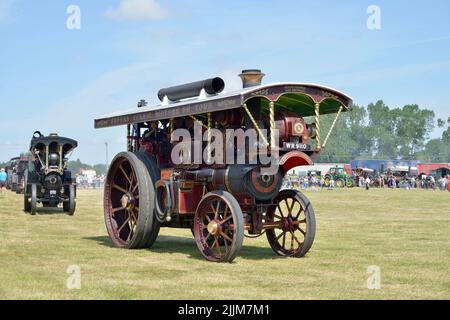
[365, 176, 371, 191]
[328, 177, 334, 190]
[429, 175, 435, 190]
[391, 177, 397, 189]
[311, 174, 317, 190]
[0, 168, 7, 193]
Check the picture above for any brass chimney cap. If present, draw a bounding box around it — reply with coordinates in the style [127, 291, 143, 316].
[239, 69, 265, 88]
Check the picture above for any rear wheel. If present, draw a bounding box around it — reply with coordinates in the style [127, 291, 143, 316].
[104, 152, 158, 249]
[135, 152, 161, 248]
[193, 191, 244, 263]
[266, 190, 315, 257]
[346, 178, 354, 188]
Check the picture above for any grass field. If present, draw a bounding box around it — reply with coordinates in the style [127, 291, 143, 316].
[0, 187, 449, 300]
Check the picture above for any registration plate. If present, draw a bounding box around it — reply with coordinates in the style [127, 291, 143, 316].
[283, 142, 309, 150]
[50, 190, 57, 195]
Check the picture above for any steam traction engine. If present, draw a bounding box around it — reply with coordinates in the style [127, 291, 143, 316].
[13, 154, 32, 194]
[24, 131, 78, 215]
[6, 157, 20, 191]
[95, 70, 352, 262]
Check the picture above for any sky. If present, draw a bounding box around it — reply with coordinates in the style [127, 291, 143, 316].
[0, 0, 449, 164]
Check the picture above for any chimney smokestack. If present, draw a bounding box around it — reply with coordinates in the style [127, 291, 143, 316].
[239, 69, 265, 88]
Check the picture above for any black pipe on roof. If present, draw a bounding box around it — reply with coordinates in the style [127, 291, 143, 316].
[157, 77, 225, 102]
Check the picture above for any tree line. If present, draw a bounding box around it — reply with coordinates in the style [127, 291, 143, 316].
[315, 100, 450, 163]
[67, 159, 108, 175]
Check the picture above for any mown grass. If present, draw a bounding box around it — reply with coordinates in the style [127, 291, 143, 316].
[0, 188, 449, 300]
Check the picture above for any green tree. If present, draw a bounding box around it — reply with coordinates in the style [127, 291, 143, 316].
[420, 117, 450, 163]
[67, 159, 107, 175]
[367, 100, 398, 159]
[395, 104, 435, 159]
[93, 164, 108, 175]
[315, 100, 444, 163]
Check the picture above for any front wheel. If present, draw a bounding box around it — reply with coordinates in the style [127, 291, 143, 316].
[266, 190, 316, 257]
[336, 178, 345, 188]
[23, 186, 31, 212]
[63, 185, 76, 215]
[193, 191, 244, 263]
[30, 184, 37, 215]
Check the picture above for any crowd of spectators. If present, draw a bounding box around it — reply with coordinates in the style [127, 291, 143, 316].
[282, 172, 450, 191]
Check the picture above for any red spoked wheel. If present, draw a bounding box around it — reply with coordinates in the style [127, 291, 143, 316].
[104, 152, 159, 249]
[193, 191, 244, 263]
[266, 189, 316, 257]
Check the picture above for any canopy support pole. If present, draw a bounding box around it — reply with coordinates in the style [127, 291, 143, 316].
[269, 101, 276, 151]
[315, 103, 321, 151]
[169, 119, 174, 143]
[207, 112, 212, 164]
[45, 146, 49, 174]
[59, 145, 63, 173]
[127, 124, 131, 152]
[243, 103, 269, 147]
[322, 105, 344, 149]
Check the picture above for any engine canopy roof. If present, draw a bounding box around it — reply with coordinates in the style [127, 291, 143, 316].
[94, 82, 353, 129]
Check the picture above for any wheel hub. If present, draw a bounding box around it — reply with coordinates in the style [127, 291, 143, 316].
[207, 220, 220, 235]
[281, 217, 296, 232]
[120, 193, 134, 210]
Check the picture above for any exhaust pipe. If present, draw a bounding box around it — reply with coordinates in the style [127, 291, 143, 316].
[158, 77, 225, 102]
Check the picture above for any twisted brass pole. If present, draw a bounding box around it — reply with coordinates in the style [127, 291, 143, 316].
[315, 103, 321, 151]
[269, 101, 276, 151]
[322, 106, 344, 149]
[243, 103, 269, 147]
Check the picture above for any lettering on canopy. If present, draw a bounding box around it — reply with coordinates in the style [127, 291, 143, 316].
[95, 95, 242, 128]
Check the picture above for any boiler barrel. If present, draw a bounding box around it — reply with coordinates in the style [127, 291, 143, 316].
[184, 165, 283, 201]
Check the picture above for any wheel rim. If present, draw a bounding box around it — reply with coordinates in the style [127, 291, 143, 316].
[194, 193, 241, 262]
[266, 191, 312, 257]
[104, 156, 140, 247]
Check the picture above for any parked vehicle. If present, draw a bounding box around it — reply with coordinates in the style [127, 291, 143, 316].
[325, 166, 353, 188]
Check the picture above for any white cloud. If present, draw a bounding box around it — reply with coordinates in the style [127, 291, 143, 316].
[105, 0, 168, 21]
